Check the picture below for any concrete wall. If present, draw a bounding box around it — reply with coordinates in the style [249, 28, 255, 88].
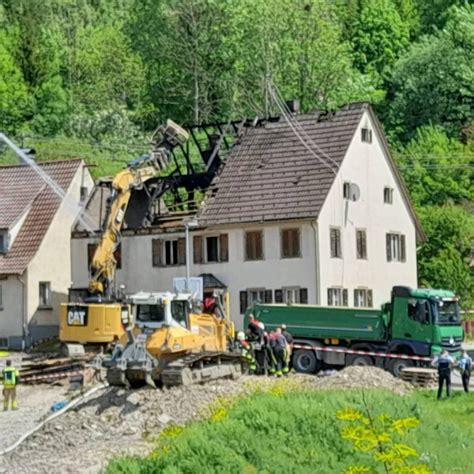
[26, 164, 94, 341]
[317, 110, 418, 308]
[71, 221, 318, 329]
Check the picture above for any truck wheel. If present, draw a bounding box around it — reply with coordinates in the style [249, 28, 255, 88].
[292, 349, 321, 374]
[347, 355, 374, 367]
[389, 358, 414, 378]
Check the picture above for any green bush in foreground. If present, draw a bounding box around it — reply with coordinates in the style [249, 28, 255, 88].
[106, 386, 474, 474]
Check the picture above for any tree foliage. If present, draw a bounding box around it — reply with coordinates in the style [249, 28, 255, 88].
[0, 0, 472, 303]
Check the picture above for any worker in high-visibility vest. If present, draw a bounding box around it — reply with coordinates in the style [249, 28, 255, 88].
[2, 360, 20, 411]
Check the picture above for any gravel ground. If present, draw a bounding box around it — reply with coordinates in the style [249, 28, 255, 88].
[0, 368, 412, 474]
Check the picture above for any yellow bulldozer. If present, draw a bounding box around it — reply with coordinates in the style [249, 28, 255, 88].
[103, 290, 240, 387]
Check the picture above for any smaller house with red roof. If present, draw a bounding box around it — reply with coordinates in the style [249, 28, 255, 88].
[0, 159, 93, 349]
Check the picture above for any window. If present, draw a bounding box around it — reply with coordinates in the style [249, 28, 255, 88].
[386, 233, 406, 262]
[281, 228, 301, 258]
[408, 298, 430, 324]
[0, 284, 3, 310]
[193, 234, 229, 263]
[0, 231, 8, 254]
[354, 288, 373, 308]
[330, 227, 342, 258]
[80, 186, 88, 202]
[281, 287, 308, 304]
[88, 243, 121, 269]
[361, 127, 372, 143]
[384, 187, 393, 204]
[152, 238, 185, 267]
[343, 182, 351, 199]
[239, 288, 272, 313]
[356, 229, 367, 259]
[39, 282, 51, 308]
[245, 231, 264, 261]
[328, 288, 348, 307]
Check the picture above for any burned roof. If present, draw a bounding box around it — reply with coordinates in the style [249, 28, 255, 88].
[0, 159, 82, 274]
[198, 103, 368, 226]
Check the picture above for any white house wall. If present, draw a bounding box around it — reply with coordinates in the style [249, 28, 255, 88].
[26, 165, 94, 340]
[0, 275, 25, 347]
[71, 221, 318, 329]
[317, 110, 417, 308]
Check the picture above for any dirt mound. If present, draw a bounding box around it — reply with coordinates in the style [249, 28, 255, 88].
[313, 366, 413, 395]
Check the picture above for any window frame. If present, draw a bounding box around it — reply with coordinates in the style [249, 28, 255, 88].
[205, 235, 220, 263]
[361, 127, 373, 143]
[280, 228, 301, 259]
[0, 231, 8, 254]
[244, 230, 264, 261]
[356, 229, 367, 260]
[343, 182, 351, 199]
[384, 187, 394, 204]
[39, 281, 52, 309]
[386, 233, 406, 263]
[330, 227, 342, 258]
[247, 288, 266, 307]
[282, 286, 301, 304]
[354, 288, 373, 308]
[327, 287, 348, 307]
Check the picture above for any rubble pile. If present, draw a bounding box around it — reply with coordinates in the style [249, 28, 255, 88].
[1, 378, 249, 474]
[313, 366, 413, 395]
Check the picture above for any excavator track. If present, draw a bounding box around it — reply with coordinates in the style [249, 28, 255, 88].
[161, 352, 242, 387]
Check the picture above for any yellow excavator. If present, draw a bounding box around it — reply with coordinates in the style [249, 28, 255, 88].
[59, 120, 189, 355]
[103, 289, 240, 387]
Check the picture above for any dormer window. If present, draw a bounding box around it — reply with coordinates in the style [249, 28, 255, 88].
[0, 231, 8, 254]
[361, 127, 372, 143]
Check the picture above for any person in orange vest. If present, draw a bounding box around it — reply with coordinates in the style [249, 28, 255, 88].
[2, 360, 20, 411]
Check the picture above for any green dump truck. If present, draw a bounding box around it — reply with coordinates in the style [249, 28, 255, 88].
[244, 286, 464, 376]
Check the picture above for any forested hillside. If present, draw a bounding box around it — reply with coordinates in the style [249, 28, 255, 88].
[0, 0, 472, 305]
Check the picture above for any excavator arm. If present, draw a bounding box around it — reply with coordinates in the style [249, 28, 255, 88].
[89, 120, 189, 297]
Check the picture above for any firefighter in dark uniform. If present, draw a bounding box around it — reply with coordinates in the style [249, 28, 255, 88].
[246, 314, 266, 374]
[281, 324, 293, 374]
[432, 350, 455, 400]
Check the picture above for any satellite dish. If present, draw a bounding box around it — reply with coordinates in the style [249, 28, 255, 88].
[349, 183, 360, 202]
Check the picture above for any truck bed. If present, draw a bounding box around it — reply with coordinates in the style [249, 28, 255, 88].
[253, 304, 386, 342]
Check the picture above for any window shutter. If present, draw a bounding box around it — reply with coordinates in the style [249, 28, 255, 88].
[362, 231, 367, 259]
[245, 232, 252, 260]
[300, 288, 308, 304]
[114, 244, 122, 269]
[386, 234, 392, 262]
[327, 289, 332, 306]
[152, 239, 162, 267]
[239, 291, 248, 314]
[193, 235, 203, 264]
[256, 231, 263, 259]
[282, 230, 289, 258]
[292, 229, 300, 257]
[354, 289, 358, 307]
[330, 229, 335, 257]
[265, 290, 273, 303]
[343, 289, 348, 306]
[219, 234, 229, 262]
[368, 290, 373, 308]
[88, 243, 98, 267]
[178, 237, 186, 265]
[400, 235, 406, 262]
[275, 289, 283, 303]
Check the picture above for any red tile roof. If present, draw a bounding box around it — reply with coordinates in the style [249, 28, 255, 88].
[0, 160, 82, 275]
[198, 103, 367, 226]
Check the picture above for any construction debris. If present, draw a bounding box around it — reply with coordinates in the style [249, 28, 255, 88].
[313, 366, 414, 395]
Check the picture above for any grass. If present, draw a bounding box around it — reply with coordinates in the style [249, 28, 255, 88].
[105, 383, 474, 474]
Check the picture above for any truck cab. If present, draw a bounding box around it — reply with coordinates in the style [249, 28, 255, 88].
[389, 286, 463, 358]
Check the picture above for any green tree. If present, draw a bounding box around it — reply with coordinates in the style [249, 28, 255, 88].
[387, 5, 474, 141]
[395, 126, 473, 207]
[417, 205, 474, 308]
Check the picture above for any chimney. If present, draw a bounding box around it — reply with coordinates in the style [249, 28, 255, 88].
[285, 99, 300, 114]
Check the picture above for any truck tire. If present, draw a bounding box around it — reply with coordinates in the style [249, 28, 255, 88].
[347, 354, 374, 367]
[292, 349, 322, 374]
[388, 358, 414, 377]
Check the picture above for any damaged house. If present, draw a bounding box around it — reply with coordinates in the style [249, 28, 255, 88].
[0, 160, 93, 349]
[71, 103, 424, 329]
